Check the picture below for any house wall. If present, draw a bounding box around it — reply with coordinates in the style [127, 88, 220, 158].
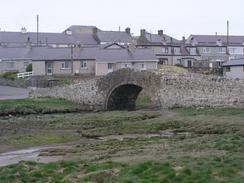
[224, 66, 244, 79]
[73, 60, 95, 75]
[133, 62, 157, 70]
[33, 61, 46, 76]
[96, 63, 108, 76]
[52, 61, 72, 75]
[0, 60, 31, 73]
[96, 61, 157, 76]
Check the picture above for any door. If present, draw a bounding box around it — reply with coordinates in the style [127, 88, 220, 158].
[47, 62, 53, 75]
[187, 60, 192, 68]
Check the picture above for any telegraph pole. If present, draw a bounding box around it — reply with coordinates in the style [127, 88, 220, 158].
[227, 20, 229, 46]
[37, 15, 39, 47]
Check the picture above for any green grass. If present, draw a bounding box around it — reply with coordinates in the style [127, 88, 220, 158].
[174, 107, 244, 117]
[136, 95, 152, 109]
[2, 156, 244, 183]
[0, 98, 83, 116]
[0, 107, 244, 182]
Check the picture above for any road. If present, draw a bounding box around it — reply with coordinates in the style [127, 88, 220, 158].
[0, 85, 29, 100]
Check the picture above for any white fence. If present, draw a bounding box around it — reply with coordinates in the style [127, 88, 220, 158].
[17, 71, 33, 79]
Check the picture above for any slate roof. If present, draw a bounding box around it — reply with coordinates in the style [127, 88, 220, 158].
[188, 35, 244, 46]
[94, 48, 157, 62]
[97, 31, 133, 44]
[0, 31, 98, 46]
[222, 58, 244, 67]
[0, 47, 157, 63]
[0, 48, 31, 60]
[137, 31, 180, 45]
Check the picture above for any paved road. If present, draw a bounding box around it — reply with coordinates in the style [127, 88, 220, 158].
[0, 85, 29, 100]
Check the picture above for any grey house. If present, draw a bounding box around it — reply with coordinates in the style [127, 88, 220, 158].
[0, 45, 157, 76]
[223, 58, 244, 79]
[0, 48, 32, 73]
[186, 35, 244, 68]
[0, 25, 133, 49]
[136, 29, 200, 67]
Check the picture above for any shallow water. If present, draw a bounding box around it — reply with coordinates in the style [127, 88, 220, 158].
[0, 146, 64, 167]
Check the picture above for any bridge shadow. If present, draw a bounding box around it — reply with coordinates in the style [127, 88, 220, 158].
[106, 84, 143, 110]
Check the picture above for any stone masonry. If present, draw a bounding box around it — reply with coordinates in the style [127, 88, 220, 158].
[31, 68, 244, 110]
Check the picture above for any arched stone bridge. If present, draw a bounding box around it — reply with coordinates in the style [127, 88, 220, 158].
[32, 68, 244, 110]
[97, 69, 161, 110]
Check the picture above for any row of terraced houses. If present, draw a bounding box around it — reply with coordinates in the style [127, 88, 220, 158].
[0, 25, 244, 78]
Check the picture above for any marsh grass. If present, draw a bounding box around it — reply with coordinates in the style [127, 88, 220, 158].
[0, 107, 244, 182]
[0, 98, 83, 116]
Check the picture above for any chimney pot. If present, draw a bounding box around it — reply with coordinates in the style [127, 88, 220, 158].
[125, 27, 131, 35]
[158, 30, 163, 36]
[182, 36, 186, 42]
[93, 27, 98, 35]
[140, 29, 146, 36]
[21, 27, 27, 34]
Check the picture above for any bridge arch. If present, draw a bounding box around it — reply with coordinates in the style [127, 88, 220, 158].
[106, 83, 143, 110]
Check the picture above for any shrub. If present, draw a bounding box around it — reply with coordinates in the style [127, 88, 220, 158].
[26, 64, 32, 72]
[1, 71, 18, 80]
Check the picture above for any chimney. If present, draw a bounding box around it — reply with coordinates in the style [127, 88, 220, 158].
[93, 27, 98, 35]
[125, 27, 131, 35]
[140, 29, 146, 36]
[158, 30, 163, 36]
[26, 36, 32, 49]
[21, 27, 27, 34]
[92, 27, 100, 44]
[182, 36, 186, 43]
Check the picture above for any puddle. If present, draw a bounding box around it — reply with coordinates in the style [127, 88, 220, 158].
[0, 146, 65, 167]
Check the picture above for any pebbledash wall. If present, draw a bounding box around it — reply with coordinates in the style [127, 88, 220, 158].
[30, 69, 244, 110]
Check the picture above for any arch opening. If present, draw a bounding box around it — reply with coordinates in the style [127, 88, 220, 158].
[106, 84, 143, 110]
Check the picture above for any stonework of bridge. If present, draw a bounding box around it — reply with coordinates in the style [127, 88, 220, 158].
[32, 68, 244, 110]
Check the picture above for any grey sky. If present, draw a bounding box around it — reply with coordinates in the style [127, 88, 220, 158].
[0, 0, 244, 39]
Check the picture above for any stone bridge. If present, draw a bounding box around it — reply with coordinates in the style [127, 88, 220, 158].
[32, 68, 244, 110]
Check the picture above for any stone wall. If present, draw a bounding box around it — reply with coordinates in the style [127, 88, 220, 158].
[0, 78, 29, 88]
[31, 69, 244, 110]
[31, 78, 104, 110]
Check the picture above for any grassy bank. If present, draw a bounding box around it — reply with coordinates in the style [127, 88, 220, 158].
[1, 155, 244, 183]
[0, 98, 83, 116]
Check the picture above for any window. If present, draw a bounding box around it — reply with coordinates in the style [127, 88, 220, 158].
[61, 61, 70, 69]
[125, 64, 128, 68]
[217, 47, 226, 53]
[47, 63, 53, 75]
[158, 58, 168, 65]
[81, 61, 87, 69]
[6, 61, 15, 69]
[24, 62, 29, 69]
[108, 63, 113, 69]
[189, 48, 196, 55]
[174, 47, 180, 55]
[226, 66, 230, 72]
[162, 47, 169, 54]
[203, 47, 210, 53]
[142, 64, 144, 68]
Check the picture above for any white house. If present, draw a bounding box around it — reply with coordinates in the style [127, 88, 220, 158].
[223, 58, 244, 79]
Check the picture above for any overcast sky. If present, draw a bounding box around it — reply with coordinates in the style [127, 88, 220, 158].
[0, 0, 244, 39]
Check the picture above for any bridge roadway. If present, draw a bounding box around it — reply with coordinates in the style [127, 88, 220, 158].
[0, 85, 29, 100]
